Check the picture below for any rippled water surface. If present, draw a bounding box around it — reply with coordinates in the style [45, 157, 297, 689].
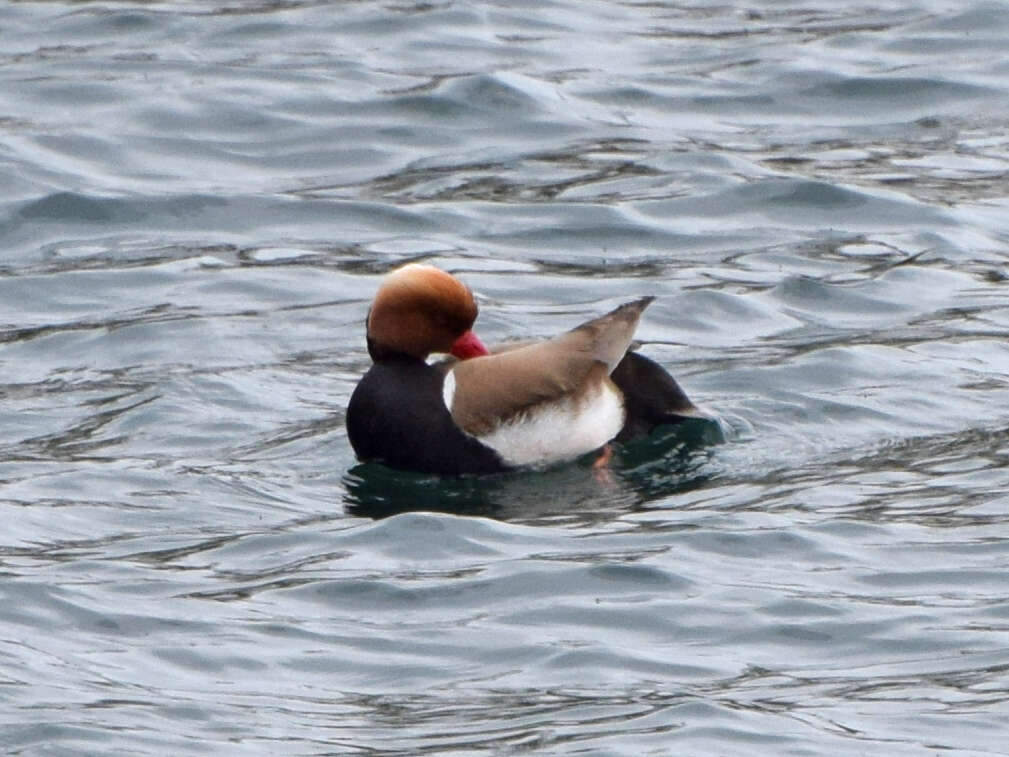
[3, 1, 1009, 754]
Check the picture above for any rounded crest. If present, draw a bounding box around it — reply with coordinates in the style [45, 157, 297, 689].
[367, 264, 479, 359]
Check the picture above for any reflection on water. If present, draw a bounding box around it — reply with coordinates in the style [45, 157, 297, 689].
[344, 417, 725, 522]
[347, 417, 726, 524]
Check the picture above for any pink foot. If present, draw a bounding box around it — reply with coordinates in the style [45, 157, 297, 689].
[592, 444, 615, 485]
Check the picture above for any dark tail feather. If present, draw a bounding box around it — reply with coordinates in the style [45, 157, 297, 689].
[611, 351, 707, 443]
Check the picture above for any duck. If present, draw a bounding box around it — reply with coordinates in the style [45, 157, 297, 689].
[346, 263, 705, 475]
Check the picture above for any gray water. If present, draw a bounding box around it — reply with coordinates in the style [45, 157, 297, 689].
[2, 1, 1009, 754]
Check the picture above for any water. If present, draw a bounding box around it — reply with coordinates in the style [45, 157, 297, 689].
[2, 1, 1009, 754]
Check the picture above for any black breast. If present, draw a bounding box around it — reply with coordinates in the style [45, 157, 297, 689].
[346, 356, 506, 475]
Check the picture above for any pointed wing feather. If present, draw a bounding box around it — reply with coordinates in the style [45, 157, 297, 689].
[447, 298, 653, 436]
[562, 296, 654, 372]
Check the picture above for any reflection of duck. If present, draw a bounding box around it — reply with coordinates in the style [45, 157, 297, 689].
[347, 263, 710, 475]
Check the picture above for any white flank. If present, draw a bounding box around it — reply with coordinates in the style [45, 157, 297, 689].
[441, 370, 457, 413]
[478, 382, 624, 468]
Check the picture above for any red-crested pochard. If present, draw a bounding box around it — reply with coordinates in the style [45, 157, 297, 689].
[347, 264, 704, 475]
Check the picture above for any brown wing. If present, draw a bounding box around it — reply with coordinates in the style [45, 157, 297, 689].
[448, 298, 653, 436]
[562, 297, 654, 371]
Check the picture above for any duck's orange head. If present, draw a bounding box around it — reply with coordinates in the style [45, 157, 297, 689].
[366, 264, 490, 361]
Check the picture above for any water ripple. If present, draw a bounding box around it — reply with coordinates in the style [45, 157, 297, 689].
[3, 0, 1009, 754]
